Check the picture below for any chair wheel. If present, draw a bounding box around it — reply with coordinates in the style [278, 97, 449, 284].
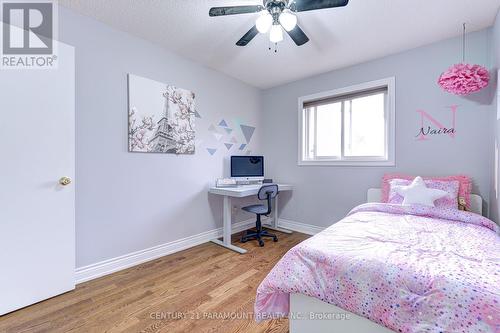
[273, 236, 278, 242]
[258, 240, 264, 247]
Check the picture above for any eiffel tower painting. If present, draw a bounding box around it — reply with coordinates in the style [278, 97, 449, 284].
[128, 74, 196, 154]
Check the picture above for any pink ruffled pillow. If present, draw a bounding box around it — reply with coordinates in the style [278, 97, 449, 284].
[388, 178, 460, 209]
[381, 174, 472, 209]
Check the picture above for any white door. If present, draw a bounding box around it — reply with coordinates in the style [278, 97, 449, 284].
[0, 41, 75, 315]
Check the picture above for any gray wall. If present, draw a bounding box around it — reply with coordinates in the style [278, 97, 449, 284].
[490, 10, 500, 223]
[262, 29, 495, 228]
[58, 7, 263, 268]
[495, 11, 500, 68]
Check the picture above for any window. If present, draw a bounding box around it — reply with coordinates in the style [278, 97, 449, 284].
[298, 78, 395, 166]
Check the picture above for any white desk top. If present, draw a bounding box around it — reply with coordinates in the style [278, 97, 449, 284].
[209, 184, 293, 198]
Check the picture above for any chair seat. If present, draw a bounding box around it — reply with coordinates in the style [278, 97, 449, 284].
[242, 204, 268, 214]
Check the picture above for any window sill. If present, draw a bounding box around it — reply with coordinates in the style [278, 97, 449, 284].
[298, 159, 395, 167]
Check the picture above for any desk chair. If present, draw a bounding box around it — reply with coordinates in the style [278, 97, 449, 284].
[241, 184, 279, 247]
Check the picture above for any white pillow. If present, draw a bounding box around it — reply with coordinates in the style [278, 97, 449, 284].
[395, 176, 449, 207]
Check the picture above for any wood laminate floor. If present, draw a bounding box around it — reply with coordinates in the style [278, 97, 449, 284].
[0, 231, 309, 333]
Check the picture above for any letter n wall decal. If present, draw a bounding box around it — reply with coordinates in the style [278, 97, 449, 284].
[416, 105, 457, 141]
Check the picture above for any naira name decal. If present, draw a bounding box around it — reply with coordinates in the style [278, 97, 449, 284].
[416, 105, 457, 141]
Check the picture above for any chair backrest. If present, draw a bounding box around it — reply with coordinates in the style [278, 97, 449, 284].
[258, 184, 279, 200]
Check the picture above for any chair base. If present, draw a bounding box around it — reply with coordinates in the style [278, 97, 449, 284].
[241, 228, 278, 247]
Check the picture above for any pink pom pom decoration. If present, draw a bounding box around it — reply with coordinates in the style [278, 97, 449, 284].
[438, 63, 490, 95]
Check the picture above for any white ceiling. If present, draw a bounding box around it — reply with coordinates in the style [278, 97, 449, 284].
[59, 0, 500, 89]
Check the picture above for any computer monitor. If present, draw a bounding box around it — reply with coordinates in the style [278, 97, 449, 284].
[231, 156, 264, 180]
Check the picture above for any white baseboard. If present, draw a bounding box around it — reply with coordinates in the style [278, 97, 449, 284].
[75, 217, 323, 284]
[278, 218, 324, 235]
[75, 218, 255, 284]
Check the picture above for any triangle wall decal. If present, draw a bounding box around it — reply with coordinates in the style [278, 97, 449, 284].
[240, 125, 255, 143]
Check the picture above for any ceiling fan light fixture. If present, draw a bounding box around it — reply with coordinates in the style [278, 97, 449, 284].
[210, 0, 350, 48]
[255, 11, 273, 33]
[278, 9, 297, 32]
[269, 24, 283, 43]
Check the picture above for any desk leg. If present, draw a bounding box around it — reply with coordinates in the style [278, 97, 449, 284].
[264, 195, 292, 234]
[222, 196, 231, 245]
[211, 196, 247, 254]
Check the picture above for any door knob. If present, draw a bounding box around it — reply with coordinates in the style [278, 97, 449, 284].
[59, 177, 72, 186]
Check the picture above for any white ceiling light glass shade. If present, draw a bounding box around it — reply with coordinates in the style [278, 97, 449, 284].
[278, 9, 297, 31]
[269, 24, 283, 43]
[255, 11, 273, 33]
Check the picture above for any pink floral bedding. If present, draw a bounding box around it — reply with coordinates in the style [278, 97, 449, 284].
[255, 203, 500, 332]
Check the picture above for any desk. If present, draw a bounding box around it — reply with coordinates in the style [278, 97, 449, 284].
[209, 184, 293, 254]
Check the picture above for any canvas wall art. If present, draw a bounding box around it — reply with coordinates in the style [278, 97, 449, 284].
[128, 74, 196, 154]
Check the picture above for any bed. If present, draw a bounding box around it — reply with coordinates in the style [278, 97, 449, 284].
[255, 189, 499, 333]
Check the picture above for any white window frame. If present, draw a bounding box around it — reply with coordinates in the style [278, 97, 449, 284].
[298, 77, 396, 167]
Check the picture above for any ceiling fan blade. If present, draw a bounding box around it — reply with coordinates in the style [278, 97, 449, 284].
[236, 26, 259, 46]
[286, 25, 309, 46]
[209, 5, 263, 17]
[293, 0, 348, 12]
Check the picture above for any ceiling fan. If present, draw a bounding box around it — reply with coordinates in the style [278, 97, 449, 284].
[209, 0, 349, 47]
